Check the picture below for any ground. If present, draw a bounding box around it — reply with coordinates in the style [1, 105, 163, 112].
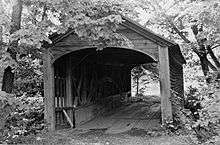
[32, 128, 194, 145]
[12, 96, 220, 145]
[28, 126, 220, 145]
[75, 98, 161, 134]
[29, 97, 196, 145]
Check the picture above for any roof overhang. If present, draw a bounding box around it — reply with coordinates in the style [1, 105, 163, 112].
[121, 16, 176, 47]
[44, 15, 186, 65]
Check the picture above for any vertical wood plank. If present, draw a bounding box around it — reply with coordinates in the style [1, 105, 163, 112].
[60, 79, 63, 108]
[66, 56, 74, 126]
[158, 46, 173, 125]
[54, 77, 58, 125]
[60, 79, 63, 125]
[57, 77, 61, 125]
[43, 48, 55, 131]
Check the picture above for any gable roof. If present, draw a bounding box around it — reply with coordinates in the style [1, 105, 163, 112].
[45, 16, 185, 64]
[121, 16, 185, 64]
[121, 16, 176, 46]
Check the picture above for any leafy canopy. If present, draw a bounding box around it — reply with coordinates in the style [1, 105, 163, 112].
[10, 0, 135, 49]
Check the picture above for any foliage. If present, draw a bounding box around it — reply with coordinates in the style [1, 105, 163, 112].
[0, 91, 44, 144]
[14, 55, 43, 95]
[167, 80, 220, 144]
[7, 0, 136, 51]
[131, 63, 159, 96]
[131, 65, 145, 95]
[137, 0, 220, 78]
[0, 44, 44, 144]
[193, 82, 220, 127]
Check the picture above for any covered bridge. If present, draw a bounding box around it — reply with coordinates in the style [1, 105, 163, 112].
[43, 17, 186, 131]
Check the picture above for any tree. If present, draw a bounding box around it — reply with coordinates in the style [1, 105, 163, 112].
[2, 0, 22, 93]
[131, 65, 145, 96]
[137, 0, 220, 82]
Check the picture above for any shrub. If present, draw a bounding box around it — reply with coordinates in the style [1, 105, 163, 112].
[0, 56, 45, 144]
[0, 91, 44, 144]
[170, 80, 220, 144]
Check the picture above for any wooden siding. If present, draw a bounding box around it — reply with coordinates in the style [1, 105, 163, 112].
[51, 26, 159, 62]
[169, 48, 185, 106]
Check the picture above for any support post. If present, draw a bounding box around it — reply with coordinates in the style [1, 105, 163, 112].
[158, 46, 173, 125]
[43, 48, 55, 131]
[66, 56, 74, 126]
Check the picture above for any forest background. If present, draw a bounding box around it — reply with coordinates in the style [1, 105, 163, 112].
[0, 0, 219, 144]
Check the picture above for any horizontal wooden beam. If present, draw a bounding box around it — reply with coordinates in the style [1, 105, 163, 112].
[55, 107, 75, 111]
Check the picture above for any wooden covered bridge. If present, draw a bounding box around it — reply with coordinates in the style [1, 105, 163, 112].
[43, 17, 186, 131]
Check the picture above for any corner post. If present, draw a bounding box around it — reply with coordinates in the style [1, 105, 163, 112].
[158, 45, 173, 125]
[43, 48, 55, 131]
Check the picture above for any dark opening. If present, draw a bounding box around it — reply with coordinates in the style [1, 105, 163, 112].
[53, 47, 156, 129]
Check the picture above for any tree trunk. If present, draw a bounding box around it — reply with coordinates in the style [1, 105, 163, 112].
[0, 26, 2, 46]
[197, 53, 216, 83]
[207, 46, 220, 68]
[207, 45, 220, 80]
[0, 26, 3, 89]
[2, 0, 22, 93]
[2, 67, 15, 93]
[199, 55, 209, 76]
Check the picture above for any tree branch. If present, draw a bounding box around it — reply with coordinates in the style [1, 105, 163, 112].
[170, 21, 191, 43]
[207, 45, 220, 68]
[206, 58, 218, 71]
[41, 4, 47, 21]
[165, 19, 203, 56]
[211, 44, 220, 50]
[0, 26, 2, 43]
[199, 54, 217, 77]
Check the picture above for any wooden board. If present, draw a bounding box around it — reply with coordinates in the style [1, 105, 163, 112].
[51, 27, 159, 62]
